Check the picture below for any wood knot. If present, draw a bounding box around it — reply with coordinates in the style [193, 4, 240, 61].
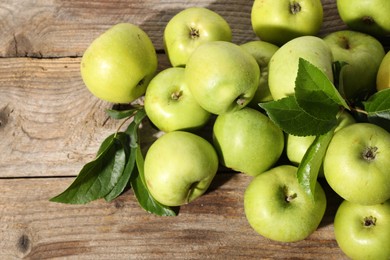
[114, 200, 125, 209]
[0, 105, 12, 129]
[17, 234, 31, 254]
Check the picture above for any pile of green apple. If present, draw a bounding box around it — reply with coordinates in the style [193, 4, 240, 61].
[75, 0, 390, 259]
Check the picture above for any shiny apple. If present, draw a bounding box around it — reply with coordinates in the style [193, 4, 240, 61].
[81, 23, 157, 104]
[144, 67, 210, 132]
[163, 7, 232, 67]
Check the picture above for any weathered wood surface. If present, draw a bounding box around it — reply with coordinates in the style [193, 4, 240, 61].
[0, 0, 386, 258]
[0, 175, 347, 259]
[0, 0, 347, 58]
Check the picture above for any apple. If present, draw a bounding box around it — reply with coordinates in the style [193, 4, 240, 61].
[163, 7, 232, 67]
[244, 165, 327, 242]
[144, 131, 218, 207]
[240, 40, 279, 106]
[377, 51, 390, 91]
[337, 0, 390, 37]
[212, 107, 284, 176]
[268, 36, 334, 101]
[80, 23, 157, 104]
[144, 67, 210, 132]
[251, 0, 323, 46]
[334, 199, 390, 260]
[286, 110, 356, 168]
[184, 41, 260, 115]
[323, 30, 385, 101]
[324, 123, 390, 205]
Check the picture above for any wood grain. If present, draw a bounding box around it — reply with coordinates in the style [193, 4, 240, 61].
[0, 55, 171, 178]
[0, 174, 348, 259]
[0, 0, 346, 58]
[0, 0, 386, 258]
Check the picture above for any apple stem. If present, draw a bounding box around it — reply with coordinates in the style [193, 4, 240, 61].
[137, 77, 145, 88]
[362, 16, 375, 26]
[186, 181, 200, 204]
[363, 216, 376, 227]
[189, 27, 200, 39]
[285, 193, 297, 202]
[171, 90, 183, 100]
[362, 146, 378, 162]
[290, 2, 301, 14]
[235, 97, 246, 106]
[283, 186, 297, 202]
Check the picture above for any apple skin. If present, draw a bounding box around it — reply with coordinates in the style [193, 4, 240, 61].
[268, 36, 334, 101]
[334, 199, 390, 260]
[144, 131, 218, 207]
[240, 40, 279, 106]
[323, 30, 385, 101]
[377, 51, 390, 91]
[244, 165, 327, 242]
[286, 111, 356, 175]
[213, 107, 284, 176]
[324, 123, 390, 205]
[337, 0, 390, 37]
[185, 41, 260, 115]
[163, 7, 232, 67]
[80, 23, 157, 104]
[144, 67, 210, 132]
[251, 0, 323, 46]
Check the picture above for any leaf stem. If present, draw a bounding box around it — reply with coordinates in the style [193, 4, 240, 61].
[114, 110, 139, 138]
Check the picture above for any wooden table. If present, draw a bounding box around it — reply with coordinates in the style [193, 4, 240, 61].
[1, 1, 385, 259]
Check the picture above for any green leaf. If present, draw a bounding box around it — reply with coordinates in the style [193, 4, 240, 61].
[259, 96, 338, 136]
[104, 109, 147, 202]
[50, 134, 127, 204]
[297, 128, 335, 198]
[106, 108, 138, 120]
[131, 145, 177, 216]
[104, 132, 133, 202]
[364, 88, 390, 120]
[295, 58, 349, 120]
[363, 88, 390, 131]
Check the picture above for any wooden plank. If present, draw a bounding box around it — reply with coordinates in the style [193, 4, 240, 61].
[0, 0, 345, 58]
[0, 57, 118, 177]
[0, 174, 347, 259]
[0, 55, 172, 178]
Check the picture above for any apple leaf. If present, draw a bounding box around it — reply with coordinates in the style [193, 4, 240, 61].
[131, 144, 177, 216]
[104, 110, 146, 202]
[50, 133, 127, 204]
[295, 58, 349, 120]
[106, 108, 139, 120]
[363, 88, 390, 131]
[259, 96, 338, 136]
[364, 88, 390, 120]
[297, 128, 335, 198]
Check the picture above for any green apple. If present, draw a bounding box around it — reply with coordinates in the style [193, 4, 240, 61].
[286, 110, 356, 168]
[185, 41, 260, 115]
[268, 36, 334, 100]
[144, 131, 218, 207]
[334, 199, 390, 260]
[324, 123, 390, 205]
[337, 0, 390, 37]
[323, 30, 385, 101]
[163, 7, 232, 67]
[377, 51, 390, 91]
[240, 40, 279, 106]
[244, 165, 327, 242]
[144, 67, 210, 132]
[251, 0, 323, 46]
[80, 23, 158, 104]
[213, 107, 284, 176]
